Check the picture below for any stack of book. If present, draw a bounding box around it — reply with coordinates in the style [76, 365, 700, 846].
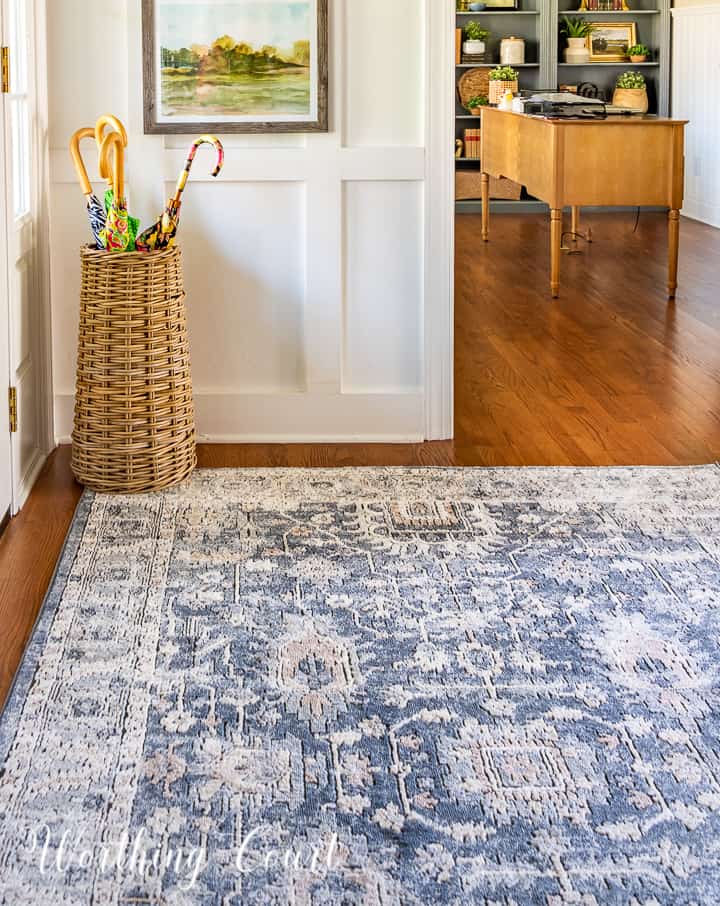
[463, 129, 482, 160]
[461, 53, 487, 65]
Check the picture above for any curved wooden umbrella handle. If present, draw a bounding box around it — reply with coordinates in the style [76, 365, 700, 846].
[99, 132, 125, 200]
[95, 115, 128, 184]
[95, 114, 128, 148]
[69, 127, 96, 197]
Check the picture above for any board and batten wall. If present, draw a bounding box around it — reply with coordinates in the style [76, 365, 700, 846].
[672, 2, 720, 227]
[47, 1, 455, 443]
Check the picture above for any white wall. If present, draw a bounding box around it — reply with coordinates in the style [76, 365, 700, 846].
[47, 0, 454, 443]
[672, 4, 720, 228]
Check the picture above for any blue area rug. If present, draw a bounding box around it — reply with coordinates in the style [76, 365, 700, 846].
[0, 467, 719, 905]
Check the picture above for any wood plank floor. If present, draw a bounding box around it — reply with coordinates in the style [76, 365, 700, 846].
[1, 211, 719, 706]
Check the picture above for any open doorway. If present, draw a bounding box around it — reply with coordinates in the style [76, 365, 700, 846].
[452, 2, 720, 466]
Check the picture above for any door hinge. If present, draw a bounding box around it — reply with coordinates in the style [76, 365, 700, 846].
[1, 47, 9, 94]
[8, 387, 17, 433]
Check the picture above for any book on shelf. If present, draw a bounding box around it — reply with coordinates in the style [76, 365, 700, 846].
[463, 129, 482, 160]
[456, 29, 462, 66]
[582, 1, 626, 9]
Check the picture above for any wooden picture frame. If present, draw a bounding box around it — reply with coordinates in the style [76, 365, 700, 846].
[142, 0, 329, 134]
[586, 22, 637, 63]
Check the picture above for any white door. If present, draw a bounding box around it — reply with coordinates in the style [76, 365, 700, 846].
[2, 0, 43, 513]
[0, 5, 12, 522]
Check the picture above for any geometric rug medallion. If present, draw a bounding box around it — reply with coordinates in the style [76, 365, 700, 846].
[0, 467, 719, 904]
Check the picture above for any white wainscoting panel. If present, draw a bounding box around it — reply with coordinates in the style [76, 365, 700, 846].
[343, 0, 424, 148]
[343, 181, 423, 393]
[672, 6, 720, 228]
[179, 182, 306, 393]
[48, 0, 451, 443]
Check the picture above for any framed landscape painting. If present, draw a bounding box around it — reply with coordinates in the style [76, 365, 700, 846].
[142, 0, 328, 134]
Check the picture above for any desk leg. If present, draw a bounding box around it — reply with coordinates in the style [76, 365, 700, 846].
[571, 206, 580, 244]
[481, 173, 490, 242]
[550, 209, 562, 298]
[668, 209, 680, 299]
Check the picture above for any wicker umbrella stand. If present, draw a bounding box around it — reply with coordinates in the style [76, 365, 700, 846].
[72, 245, 197, 493]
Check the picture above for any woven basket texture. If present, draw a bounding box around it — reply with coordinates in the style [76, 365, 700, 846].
[72, 245, 196, 493]
[488, 79, 519, 106]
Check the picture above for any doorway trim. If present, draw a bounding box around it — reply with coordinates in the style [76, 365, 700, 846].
[34, 0, 53, 469]
[2, 0, 53, 513]
[424, 0, 456, 441]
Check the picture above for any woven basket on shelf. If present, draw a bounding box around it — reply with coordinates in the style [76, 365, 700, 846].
[458, 67, 492, 108]
[456, 171, 522, 202]
[72, 245, 197, 494]
[488, 79, 518, 106]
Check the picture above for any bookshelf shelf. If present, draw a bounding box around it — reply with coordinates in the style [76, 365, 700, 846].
[456, 62, 540, 68]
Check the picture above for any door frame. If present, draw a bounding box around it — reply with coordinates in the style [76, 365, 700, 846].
[0, 0, 11, 520]
[424, 0, 456, 441]
[33, 0, 53, 471]
[1, 0, 53, 513]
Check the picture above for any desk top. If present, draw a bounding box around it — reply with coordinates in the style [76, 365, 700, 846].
[482, 109, 688, 127]
[480, 106, 687, 209]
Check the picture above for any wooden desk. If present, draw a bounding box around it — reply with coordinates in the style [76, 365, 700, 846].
[480, 109, 687, 298]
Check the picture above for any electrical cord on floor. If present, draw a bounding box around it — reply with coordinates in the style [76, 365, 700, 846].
[633, 206, 641, 233]
[561, 231, 591, 253]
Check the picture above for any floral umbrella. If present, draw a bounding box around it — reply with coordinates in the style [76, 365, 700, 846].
[94, 114, 139, 249]
[98, 132, 135, 253]
[136, 135, 224, 253]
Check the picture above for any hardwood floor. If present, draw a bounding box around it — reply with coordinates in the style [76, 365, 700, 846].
[1, 211, 719, 706]
[455, 211, 720, 465]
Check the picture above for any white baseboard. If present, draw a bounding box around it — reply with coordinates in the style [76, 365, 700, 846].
[14, 447, 48, 514]
[682, 200, 720, 230]
[54, 391, 426, 445]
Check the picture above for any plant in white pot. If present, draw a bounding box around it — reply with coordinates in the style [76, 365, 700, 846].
[627, 43, 650, 63]
[561, 17, 593, 65]
[463, 21, 490, 59]
[613, 70, 649, 113]
[488, 65, 519, 106]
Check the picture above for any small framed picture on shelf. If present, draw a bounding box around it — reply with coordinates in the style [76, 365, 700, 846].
[586, 22, 637, 63]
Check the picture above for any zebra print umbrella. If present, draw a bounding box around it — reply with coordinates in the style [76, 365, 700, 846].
[70, 127, 106, 248]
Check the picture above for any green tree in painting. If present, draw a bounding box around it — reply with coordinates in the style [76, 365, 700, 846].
[212, 35, 237, 72]
[292, 40, 310, 66]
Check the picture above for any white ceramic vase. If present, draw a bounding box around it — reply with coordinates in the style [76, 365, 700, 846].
[564, 37, 590, 65]
[463, 40, 486, 56]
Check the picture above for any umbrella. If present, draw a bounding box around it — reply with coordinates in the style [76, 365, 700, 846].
[136, 135, 224, 252]
[69, 127, 107, 248]
[94, 113, 128, 154]
[97, 132, 135, 253]
[94, 114, 139, 248]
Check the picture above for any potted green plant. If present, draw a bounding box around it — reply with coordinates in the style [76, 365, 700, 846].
[560, 17, 593, 64]
[488, 65, 519, 105]
[463, 21, 490, 58]
[627, 43, 650, 63]
[465, 94, 489, 115]
[613, 71, 648, 113]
